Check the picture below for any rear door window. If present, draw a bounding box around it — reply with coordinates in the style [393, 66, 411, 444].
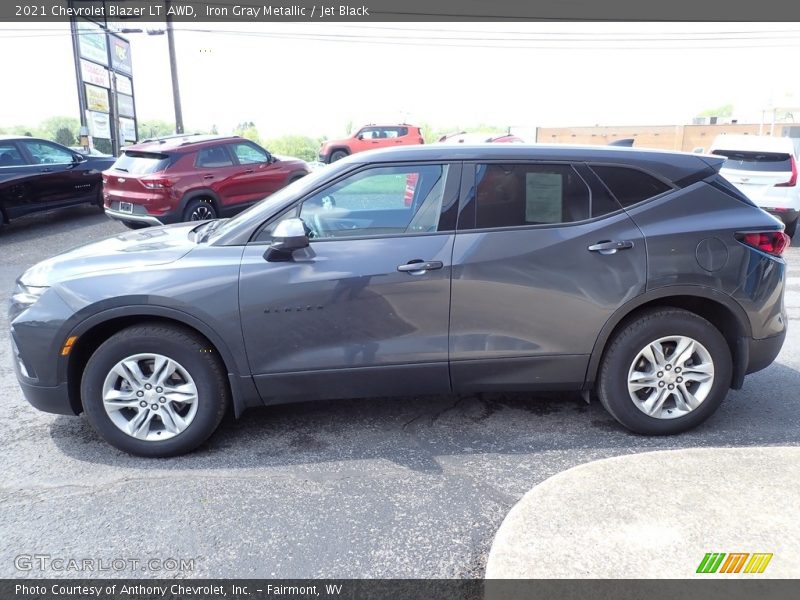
[112, 151, 171, 174]
[469, 163, 591, 229]
[711, 150, 793, 172]
[0, 142, 26, 166]
[590, 165, 672, 207]
[196, 145, 234, 168]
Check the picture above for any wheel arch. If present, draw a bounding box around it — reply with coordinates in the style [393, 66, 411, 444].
[585, 286, 751, 391]
[179, 188, 222, 217]
[326, 146, 351, 162]
[63, 306, 257, 417]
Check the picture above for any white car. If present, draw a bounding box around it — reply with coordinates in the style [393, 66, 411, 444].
[710, 135, 799, 237]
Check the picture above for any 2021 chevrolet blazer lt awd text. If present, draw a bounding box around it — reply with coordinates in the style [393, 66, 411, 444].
[9, 145, 788, 456]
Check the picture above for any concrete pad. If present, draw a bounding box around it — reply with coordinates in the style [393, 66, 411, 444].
[486, 447, 800, 578]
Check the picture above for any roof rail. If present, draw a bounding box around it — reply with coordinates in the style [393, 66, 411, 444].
[140, 132, 204, 144]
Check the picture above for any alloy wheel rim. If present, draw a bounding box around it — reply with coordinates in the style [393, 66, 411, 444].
[190, 205, 214, 220]
[627, 335, 715, 420]
[102, 353, 199, 441]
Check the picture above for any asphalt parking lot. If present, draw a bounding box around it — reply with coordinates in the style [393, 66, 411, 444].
[1, 207, 799, 579]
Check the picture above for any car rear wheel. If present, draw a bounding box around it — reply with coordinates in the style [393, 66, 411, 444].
[184, 198, 218, 222]
[330, 150, 348, 162]
[597, 308, 731, 435]
[81, 324, 229, 457]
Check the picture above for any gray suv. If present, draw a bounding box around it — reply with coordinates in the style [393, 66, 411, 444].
[9, 145, 788, 456]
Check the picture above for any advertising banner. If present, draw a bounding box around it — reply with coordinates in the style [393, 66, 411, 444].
[80, 58, 110, 88]
[115, 74, 133, 96]
[85, 83, 110, 112]
[119, 117, 137, 142]
[117, 93, 135, 118]
[110, 35, 133, 74]
[77, 19, 107, 65]
[87, 110, 111, 138]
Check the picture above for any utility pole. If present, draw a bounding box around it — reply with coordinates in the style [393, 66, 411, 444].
[165, 0, 184, 134]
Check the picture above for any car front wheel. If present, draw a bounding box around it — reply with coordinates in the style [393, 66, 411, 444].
[81, 324, 229, 457]
[597, 308, 732, 435]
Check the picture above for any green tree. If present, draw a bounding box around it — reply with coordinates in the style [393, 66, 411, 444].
[40, 116, 79, 143]
[55, 127, 77, 146]
[263, 135, 321, 162]
[234, 121, 261, 144]
[138, 119, 174, 139]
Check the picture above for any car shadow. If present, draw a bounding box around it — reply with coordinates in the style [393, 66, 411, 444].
[0, 205, 117, 246]
[49, 360, 800, 473]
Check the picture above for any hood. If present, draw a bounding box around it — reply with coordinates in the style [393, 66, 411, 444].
[20, 222, 199, 287]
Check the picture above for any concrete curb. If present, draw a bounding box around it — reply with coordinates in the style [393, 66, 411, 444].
[485, 447, 800, 578]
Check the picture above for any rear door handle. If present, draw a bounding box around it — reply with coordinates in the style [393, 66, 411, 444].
[203, 174, 214, 179]
[244, 169, 254, 174]
[397, 260, 444, 274]
[588, 240, 634, 254]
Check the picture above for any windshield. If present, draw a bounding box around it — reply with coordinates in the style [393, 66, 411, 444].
[712, 150, 793, 172]
[206, 166, 334, 242]
[112, 151, 172, 174]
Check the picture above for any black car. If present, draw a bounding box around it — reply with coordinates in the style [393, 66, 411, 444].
[9, 144, 788, 456]
[0, 136, 115, 227]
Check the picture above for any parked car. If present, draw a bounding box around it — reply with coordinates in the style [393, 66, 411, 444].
[437, 132, 525, 144]
[10, 144, 787, 456]
[102, 134, 310, 228]
[0, 135, 114, 228]
[710, 134, 799, 237]
[318, 124, 424, 163]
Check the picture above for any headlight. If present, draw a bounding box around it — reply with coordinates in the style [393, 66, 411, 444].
[9, 282, 49, 319]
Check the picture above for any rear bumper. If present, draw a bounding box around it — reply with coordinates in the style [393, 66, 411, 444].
[762, 207, 799, 225]
[746, 330, 786, 375]
[105, 207, 164, 226]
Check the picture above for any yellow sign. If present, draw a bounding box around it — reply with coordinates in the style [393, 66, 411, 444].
[85, 84, 109, 113]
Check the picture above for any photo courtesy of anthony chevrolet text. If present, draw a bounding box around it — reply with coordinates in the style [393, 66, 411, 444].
[1, 1, 799, 599]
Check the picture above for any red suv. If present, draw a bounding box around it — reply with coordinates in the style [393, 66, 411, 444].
[318, 124, 424, 163]
[103, 135, 309, 228]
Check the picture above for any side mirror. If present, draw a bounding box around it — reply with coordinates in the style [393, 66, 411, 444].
[72, 153, 86, 163]
[356, 134, 364, 140]
[264, 218, 309, 262]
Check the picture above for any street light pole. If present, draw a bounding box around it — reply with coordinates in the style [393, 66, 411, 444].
[165, 0, 184, 134]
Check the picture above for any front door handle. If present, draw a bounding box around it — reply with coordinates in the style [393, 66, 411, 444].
[588, 240, 634, 255]
[397, 260, 443, 274]
[203, 174, 214, 179]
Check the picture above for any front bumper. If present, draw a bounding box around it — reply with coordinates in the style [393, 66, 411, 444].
[17, 380, 76, 415]
[104, 207, 164, 227]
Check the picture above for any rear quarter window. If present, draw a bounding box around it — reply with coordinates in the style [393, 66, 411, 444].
[590, 165, 672, 207]
[711, 150, 793, 172]
[112, 151, 172, 174]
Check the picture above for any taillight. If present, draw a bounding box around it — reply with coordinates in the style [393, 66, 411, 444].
[776, 155, 797, 187]
[141, 177, 172, 189]
[736, 231, 790, 256]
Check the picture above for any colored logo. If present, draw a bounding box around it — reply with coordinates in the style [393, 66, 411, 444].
[697, 552, 773, 574]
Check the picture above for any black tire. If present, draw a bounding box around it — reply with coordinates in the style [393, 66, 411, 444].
[183, 198, 218, 222]
[597, 308, 732, 435]
[329, 149, 348, 163]
[784, 217, 797, 238]
[122, 221, 147, 230]
[81, 324, 229, 457]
